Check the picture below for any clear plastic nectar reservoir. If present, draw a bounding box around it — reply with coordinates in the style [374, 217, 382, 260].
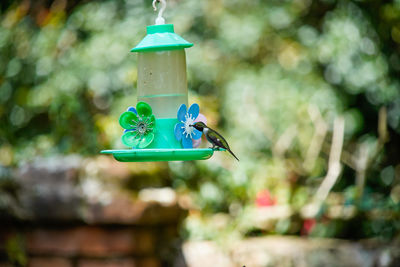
[137, 49, 188, 118]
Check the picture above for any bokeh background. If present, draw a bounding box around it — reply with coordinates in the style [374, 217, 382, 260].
[1, 0, 400, 266]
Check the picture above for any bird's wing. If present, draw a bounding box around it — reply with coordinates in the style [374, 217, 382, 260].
[208, 129, 230, 149]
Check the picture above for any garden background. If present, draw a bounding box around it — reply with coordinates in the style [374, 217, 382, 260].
[1, 0, 400, 266]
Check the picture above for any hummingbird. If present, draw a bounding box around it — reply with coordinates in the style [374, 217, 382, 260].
[191, 122, 239, 161]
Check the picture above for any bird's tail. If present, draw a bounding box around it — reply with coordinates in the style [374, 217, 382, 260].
[227, 149, 239, 161]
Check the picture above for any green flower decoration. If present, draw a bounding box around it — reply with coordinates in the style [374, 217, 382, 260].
[119, 102, 156, 148]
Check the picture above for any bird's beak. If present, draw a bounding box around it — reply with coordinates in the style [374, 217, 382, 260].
[189, 125, 194, 127]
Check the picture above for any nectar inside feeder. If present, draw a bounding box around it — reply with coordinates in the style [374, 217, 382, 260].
[102, 0, 222, 162]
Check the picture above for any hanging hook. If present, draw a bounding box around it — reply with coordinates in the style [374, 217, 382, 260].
[152, 0, 166, 25]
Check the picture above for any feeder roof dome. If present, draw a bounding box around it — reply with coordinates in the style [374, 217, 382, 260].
[131, 24, 193, 52]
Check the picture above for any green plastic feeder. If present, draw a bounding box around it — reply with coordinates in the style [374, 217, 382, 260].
[101, 23, 216, 162]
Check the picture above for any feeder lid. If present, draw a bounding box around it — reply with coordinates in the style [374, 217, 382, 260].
[131, 24, 193, 52]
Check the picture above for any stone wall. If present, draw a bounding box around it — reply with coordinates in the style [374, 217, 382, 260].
[1, 226, 168, 267]
[182, 237, 400, 267]
[0, 156, 186, 267]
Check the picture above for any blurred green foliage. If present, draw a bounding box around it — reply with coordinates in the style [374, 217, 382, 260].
[1, 0, 400, 241]
[5, 234, 26, 266]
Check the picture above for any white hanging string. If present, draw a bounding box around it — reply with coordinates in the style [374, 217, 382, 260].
[152, 0, 166, 25]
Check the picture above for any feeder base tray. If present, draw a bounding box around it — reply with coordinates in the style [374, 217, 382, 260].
[101, 148, 223, 162]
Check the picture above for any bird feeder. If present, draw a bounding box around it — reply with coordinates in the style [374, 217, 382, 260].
[101, 0, 220, 162]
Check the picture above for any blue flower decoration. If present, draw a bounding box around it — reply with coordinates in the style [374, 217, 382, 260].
[174, 103, 202, 148]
